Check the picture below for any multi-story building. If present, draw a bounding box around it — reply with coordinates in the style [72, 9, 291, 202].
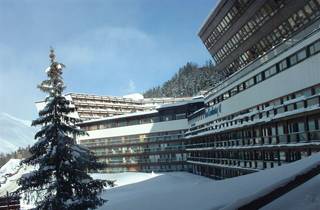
[68, 93, 192, 120]
[187, 0, 320, 179]
[77, 99, 204, 173]
[36, 93, 192, 121]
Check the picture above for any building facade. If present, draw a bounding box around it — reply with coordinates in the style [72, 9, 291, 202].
[67, 93, 192, 120]
[187, 0, 320, 179]
[77, 99, 204, 173]
[199, 0, 320, 76]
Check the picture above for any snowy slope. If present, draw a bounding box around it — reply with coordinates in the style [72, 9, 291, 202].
[0, 159, 35, 196]
[0, 113, 36, 154]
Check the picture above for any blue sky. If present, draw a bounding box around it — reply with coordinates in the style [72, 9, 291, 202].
[0, 0, 217, 120]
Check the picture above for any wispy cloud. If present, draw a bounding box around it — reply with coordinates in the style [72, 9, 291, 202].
[126, 80, 136, 93]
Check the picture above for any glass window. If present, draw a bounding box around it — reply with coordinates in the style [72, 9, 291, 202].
[315, 85, 320, 94]
[304, 89, 312, 97]
[298, 122, 305, 132]
[223, 92, 230, 100]
[287, 104, 295, 111]
[279, 59, 288, 71]
[296, 101, 305, 109]
[277, 107, 285, 114]
[309, 40, 320, 55]
[297, 49, 307, 61]
[231, 86, 238, 96]
[289, 54, 297, 65]
[239, 83, 245, 92]
[289, 122, 299, 133]
[308, 119, 316, 131]
[256, 73, 263, 83]
[245, 78, 255, 88]
[304, 4, 313, 16]
[265, 65, 277, 78]
[307, 97, 319, 107]
[175, 113, 185, 120]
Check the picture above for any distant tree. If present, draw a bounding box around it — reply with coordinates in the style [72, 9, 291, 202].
[143, 61, 223, 98]
[17, 48, 107, 210]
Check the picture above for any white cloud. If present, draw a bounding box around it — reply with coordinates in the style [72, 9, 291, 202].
[126, 80, 136, 93]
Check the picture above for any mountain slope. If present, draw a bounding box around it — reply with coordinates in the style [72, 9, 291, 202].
[143, 61, 224, 98]
[0, 113, 36, 154]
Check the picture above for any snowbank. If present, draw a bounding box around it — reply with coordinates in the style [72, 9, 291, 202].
[99, 154, 320, 210]
[91, 171, 159, 187]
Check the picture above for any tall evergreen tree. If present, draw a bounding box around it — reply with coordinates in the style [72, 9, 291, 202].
[17, 49, 107, 210]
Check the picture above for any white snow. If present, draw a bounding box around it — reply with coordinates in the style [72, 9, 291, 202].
[0, 113, 36, 154]
[98, 153, 320, 210]
[123, 93, 144, 100]
[0, 159, 36, 197]
[0, 159, 21, 183]
[1, 154, 320, 210]
[262, 174, 320, 210]
[44, 66, 50, 73]
[91, 172, 160, 188]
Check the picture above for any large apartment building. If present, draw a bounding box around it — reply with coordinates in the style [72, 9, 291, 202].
[66, 93, 192, 120]
[77, 99, 204, 173]
[187, 0, 320, 179]
[36, 93, 192, 121]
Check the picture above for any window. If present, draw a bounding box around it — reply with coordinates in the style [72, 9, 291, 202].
[297, 49, 307, 62]
[256, 73, 263, 83]
[175, 113, 185, 120]
[230, 86, 238, 96]
[315, 85, 320, 94]
[245, 78, 255, 88]
[308, 119, 317, 131]
[309, 40, 320, 55]
[289, 54, 297, 65]
[296, 101, 305, 109]
[287, 104, 295, 111]
[278, 59, 288, 71]
[304, 89, 313, 97]
[277, 107, 285, 114]
[223, 92, 230, 100]
[239, 83, 245, 92]
[307, 97, 319, 107]
[265, 65, 277, 78]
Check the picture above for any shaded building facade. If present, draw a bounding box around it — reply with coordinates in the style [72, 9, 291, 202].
[187, 0, 320, 179]
[78, 99, 204, 173]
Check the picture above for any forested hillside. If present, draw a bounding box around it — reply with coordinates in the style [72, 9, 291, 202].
[143, 61, 224, 98]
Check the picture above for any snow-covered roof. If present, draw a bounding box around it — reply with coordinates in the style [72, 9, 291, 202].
[123, 93, 144, 100]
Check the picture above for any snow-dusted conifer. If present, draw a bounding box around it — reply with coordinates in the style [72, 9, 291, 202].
[17, 48, 107, 210]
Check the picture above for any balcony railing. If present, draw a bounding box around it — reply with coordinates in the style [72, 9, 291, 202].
[186, 130, 320, 150]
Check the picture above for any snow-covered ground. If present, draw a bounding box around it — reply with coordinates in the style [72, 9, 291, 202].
[0, 159, 36, 197]
[91, 171, 159, 187]
[0, 113, 36, 154]
[1, 154, 320, 210]
[98, 154, 320, 210]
